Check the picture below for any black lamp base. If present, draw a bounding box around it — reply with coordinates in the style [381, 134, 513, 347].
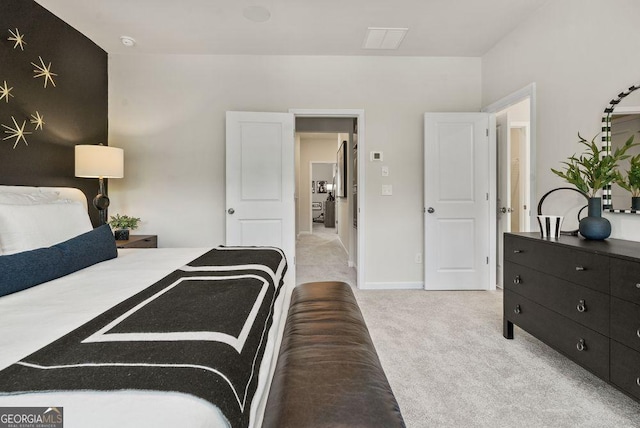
[93, 178, 110, 225]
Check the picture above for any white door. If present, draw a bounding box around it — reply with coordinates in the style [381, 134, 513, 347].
[225, 111, 295, 285]
[496, 112, 510, 288]
[424, 113, 491, 290]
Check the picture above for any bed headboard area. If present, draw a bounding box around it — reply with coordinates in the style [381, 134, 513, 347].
[0, 0, 108, 226]
[0, 185, 88, 210]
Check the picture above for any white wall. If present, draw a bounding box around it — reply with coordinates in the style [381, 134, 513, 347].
[109, 54, 481, 286]
[482, 0, 640, 241]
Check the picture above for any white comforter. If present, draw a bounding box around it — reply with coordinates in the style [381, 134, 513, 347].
[0, 248, 289, 428]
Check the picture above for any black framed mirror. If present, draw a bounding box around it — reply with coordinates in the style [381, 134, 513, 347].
[602, 83, 640, 213]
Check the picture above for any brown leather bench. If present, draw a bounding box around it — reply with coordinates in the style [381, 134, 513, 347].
[263, 281, 405, 428]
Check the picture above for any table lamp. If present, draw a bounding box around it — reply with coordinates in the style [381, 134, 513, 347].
[75, 144, 124, 225]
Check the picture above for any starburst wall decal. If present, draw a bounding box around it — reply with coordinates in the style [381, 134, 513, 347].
[31, 56, 57, 88]
[7, 28, 26, 51]
[2, 116, 31, 149]
[2, 26, 61, 151]
[30, 111, 45, 130]
[0, 81, 13, 103]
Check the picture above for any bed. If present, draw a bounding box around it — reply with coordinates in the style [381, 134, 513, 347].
[0, 186, 291, 428]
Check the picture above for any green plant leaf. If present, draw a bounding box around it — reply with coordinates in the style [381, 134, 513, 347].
[551, 132, 639, 197]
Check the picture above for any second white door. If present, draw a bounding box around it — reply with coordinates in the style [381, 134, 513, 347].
[424, 113, 491, 290]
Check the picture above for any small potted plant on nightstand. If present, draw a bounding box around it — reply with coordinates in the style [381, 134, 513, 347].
[108, 214, 141, 240]
[616, 154, 640, 210]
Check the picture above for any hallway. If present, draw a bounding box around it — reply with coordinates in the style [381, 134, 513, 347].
[295, 224, 356, 287]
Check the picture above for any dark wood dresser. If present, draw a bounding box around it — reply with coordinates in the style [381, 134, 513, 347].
[503, 232, 640, 402]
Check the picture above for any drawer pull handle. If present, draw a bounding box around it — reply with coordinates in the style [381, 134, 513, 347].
[576, 339, 586, 352]
[637, 377, 640, 387]
[636, 283, 640, 289]
[514, 305, 521, 315]
[576, 300, 587, 313]
[513, 275, 521, 285]
[637, 329, 640, 339]
[513, 250, 523, 254]
[575, 266, 585, 271]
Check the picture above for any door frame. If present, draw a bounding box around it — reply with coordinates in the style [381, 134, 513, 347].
[482, 83, 537, 232]
[483, 83, 537, 288]
[509, 121, 531, 231]
[289, 108, 365, 289]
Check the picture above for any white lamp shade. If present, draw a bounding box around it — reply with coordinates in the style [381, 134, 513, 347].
[75, 145, 124, 178]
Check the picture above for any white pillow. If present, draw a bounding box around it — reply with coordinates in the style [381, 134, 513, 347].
[0, 202, 93, 255]
[0, 191, 60, 205]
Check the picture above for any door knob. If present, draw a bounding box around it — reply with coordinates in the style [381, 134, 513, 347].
[500, 207, 513, 213]
[427, 207, 435, 214]
[227, 208, 235, 214]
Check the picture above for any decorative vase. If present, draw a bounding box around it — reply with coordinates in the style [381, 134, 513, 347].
[537, 215, 564, 239]
[578, 197, 611, 240]
[114, 229, 130, 240]
[632, 196, 640, 211]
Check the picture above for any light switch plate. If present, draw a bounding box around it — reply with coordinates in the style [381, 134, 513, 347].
[370, 151, 383, 161]
[381, 166, 389, 176]
[381, 184, 393, 196]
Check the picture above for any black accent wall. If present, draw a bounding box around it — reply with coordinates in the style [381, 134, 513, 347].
[0, 0, 108, 225]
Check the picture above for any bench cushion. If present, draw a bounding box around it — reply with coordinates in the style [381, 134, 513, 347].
[263, 281, 405, 428]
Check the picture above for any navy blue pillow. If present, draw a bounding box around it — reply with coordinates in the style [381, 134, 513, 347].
[0, 224, 117, 297]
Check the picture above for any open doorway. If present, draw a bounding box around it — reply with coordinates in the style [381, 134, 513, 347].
[310, 161, 337, 230]
[293, 115, 360, 287]
[483, 84, 536, 289]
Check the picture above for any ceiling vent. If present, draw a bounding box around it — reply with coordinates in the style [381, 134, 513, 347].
[362, 27, 408, 50]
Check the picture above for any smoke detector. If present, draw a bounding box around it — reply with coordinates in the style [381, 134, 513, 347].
[120, 36, 136, 47]
[243, 6, 271, 22]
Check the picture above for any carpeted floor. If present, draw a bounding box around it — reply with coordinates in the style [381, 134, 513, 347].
[295, 224, 356, 286]
[296, 227, 640, 427]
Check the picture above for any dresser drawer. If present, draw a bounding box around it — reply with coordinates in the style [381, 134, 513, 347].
[117, 235, 158, 248]
[611, 341, 640, 401]
[504, 290, 609, 379]
[611, 297, 640, 353]
[505, 262, 609, 336]
[611, 257, 640, 305]
[504, 235, 609, 293]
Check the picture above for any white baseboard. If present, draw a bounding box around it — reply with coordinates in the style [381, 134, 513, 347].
[361, 282, 424, 290]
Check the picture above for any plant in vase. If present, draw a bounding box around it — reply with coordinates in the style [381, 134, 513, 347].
[108, 214, 141, 240]
[615, 153, 640, 210]
[551, 133, 636, 240]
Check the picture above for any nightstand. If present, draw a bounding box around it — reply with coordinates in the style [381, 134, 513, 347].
[116, 235, 158, 249]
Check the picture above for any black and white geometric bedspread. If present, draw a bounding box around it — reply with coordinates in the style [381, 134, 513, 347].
[0, 246, 287, 428]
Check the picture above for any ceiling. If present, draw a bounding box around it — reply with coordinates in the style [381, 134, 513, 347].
[34, 0, 548, 57]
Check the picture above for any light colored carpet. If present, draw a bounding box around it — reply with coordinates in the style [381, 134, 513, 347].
[295, 228, 640, 427]
[295, 224, 356, 286]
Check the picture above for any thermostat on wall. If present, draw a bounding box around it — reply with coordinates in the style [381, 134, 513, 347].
[370, 151, 383, 161]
